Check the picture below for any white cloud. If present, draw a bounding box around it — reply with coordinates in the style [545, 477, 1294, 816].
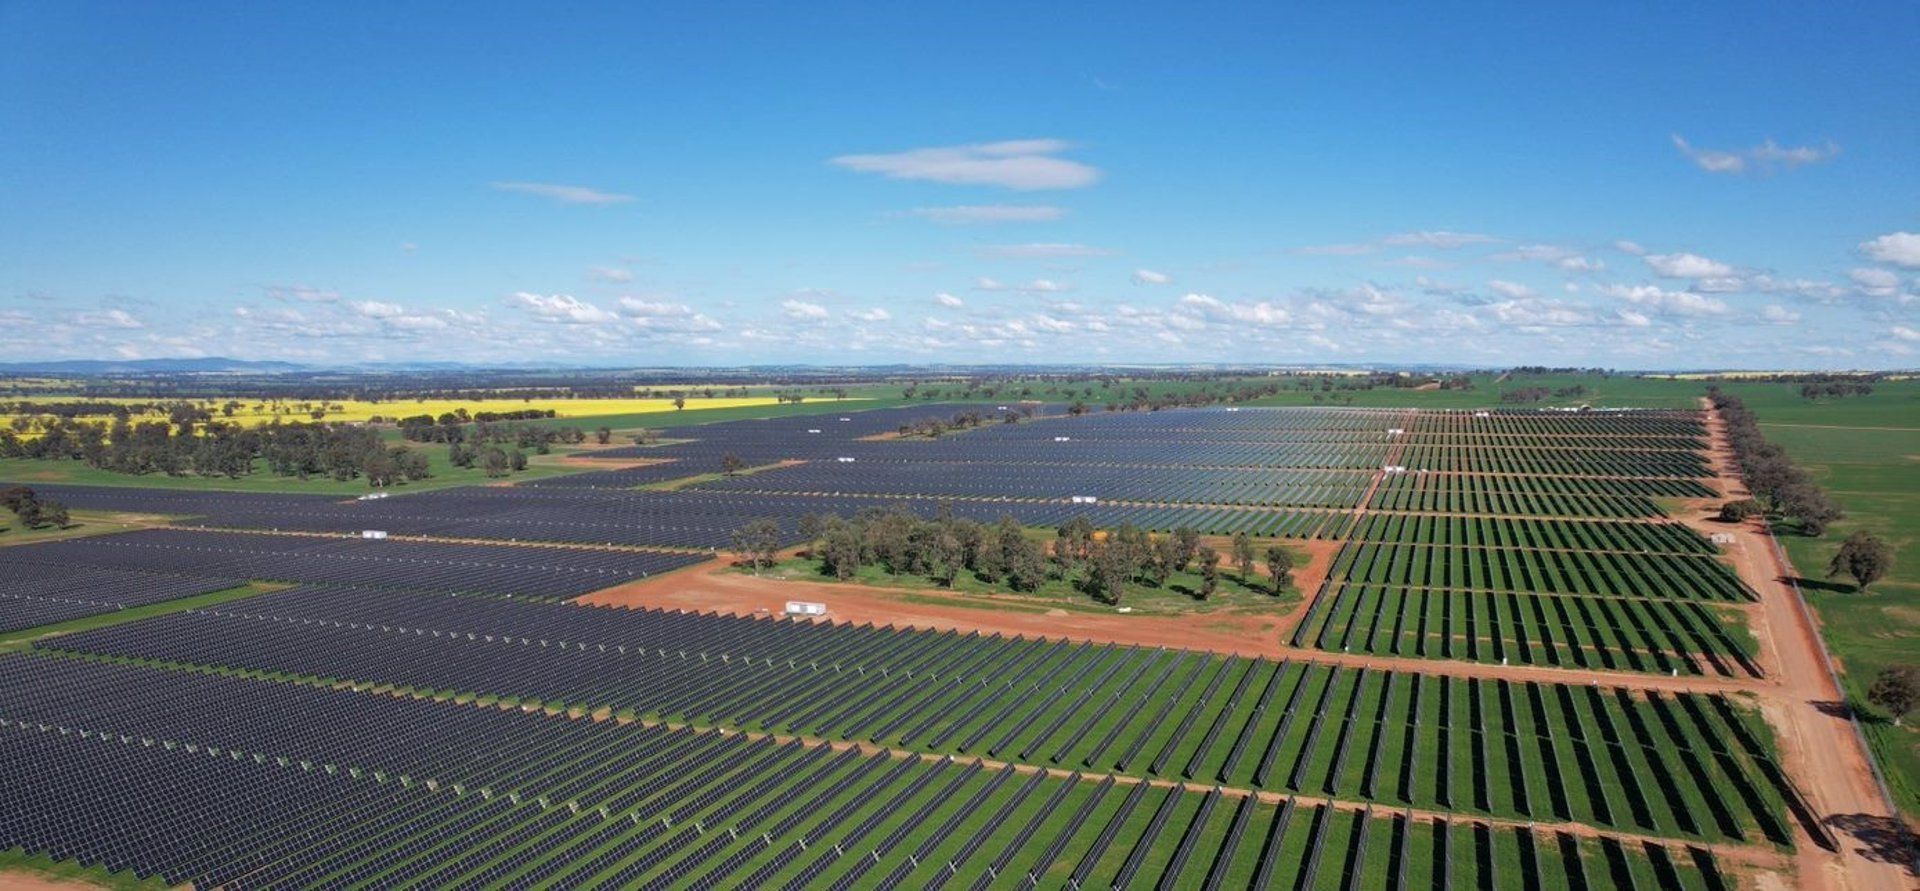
[400, 242, 418, 254]
[1180, 293, 1293, 327]
[1859, 232, 1920, 268]
[490, 181, 635, 205]
[1487, 279, 1537, 300]
[75, 308, 143, 329]
[933, 292, 965, 308]
[1644, 252, 1734, 279]
[1602, 284, 1729, 317]
[830, 139, 1098, 190]
[1849, 267, 1900, 297]
[1382, 231, 1498, 249]
[353, 300, 405, 319]
[781, 298, 829, 320]
[1761, 305, 1802, 324]
[508, 292, 618, 324]
[589, 266, 634, 284]
[1616, 309, 1651, 327]
[851, 307, 892, 322]
[977, 242, 1115, 259]
[1131, 269, 1172, 285]
[1891, 326, 1920, 342]
[906, 205, 1065, 224]
[1016, 278, 1072, 294]
[972, 277, 1007, 291]
[264, 284, 340, 303]
[618, 297, 689, 316]
[1671, 135, 1839, 174]
[1613, 240, 1648, 256]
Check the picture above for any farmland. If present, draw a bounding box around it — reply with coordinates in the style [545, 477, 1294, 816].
[0, 373, 1910, 889]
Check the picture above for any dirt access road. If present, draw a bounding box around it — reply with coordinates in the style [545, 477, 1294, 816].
[1685, 401, 1914, 890]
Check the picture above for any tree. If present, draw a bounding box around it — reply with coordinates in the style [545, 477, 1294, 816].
[1827, 530, 1894, 591]
[819, 521, 863, 581]
[1264, 545, 1294, 595]
[1087, 543, 1131, 605]
[1717, 499, 1762, 523]
[673, 396, 686, 411]
[796, 513, 826, 554]
[1197, 546, 1221, 600]
[481, 447, 511, 478]
[593, 426, 613, 445]
[36, 499, 68, 529]
[730, 518, 781, 575]
[1232, 532, 1255, 580]
[720, 453, 746, 476]
[1172, 527, 1201, 572]
[1867, 666, 1919, 726]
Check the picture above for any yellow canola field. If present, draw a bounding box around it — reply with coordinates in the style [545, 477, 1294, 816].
[3, 395, 825, 429]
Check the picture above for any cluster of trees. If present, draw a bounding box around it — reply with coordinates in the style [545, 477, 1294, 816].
[1711, 389, 1844, 535]
[1798, 381, 1874, 400]
[397, 417, 586, 450]
[2, 486, 68, 531]
[896, 408, 1034, 438]
[2, 418, 436, 486]
[1500, 384, 1588, 404]
[739, 509, 1295, 606]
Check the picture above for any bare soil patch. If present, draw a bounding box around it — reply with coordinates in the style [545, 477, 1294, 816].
[581, 560, 1289, 655]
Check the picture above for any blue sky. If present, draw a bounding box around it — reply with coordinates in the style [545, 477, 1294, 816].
[2, 2, 1915, 368]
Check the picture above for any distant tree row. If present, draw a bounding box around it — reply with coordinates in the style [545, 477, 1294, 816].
[896, 407, 1033, 438]
[1798, 381, 1874, 400]
[1711, 388, 1844, 535]
[1499, 384, 1588, 404]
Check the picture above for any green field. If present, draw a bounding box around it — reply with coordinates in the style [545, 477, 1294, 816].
[1758, 403, 1918, 816]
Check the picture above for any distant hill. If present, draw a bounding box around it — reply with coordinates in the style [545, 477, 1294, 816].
[0, 357, 309, 374]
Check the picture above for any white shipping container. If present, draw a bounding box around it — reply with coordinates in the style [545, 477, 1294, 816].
[785, 601, 827, 616]
[361, 530, 389, 540]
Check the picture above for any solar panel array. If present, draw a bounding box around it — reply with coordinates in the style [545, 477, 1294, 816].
[0, 402, 1789, 888]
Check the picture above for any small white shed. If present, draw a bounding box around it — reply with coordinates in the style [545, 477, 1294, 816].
[361, 530, 389, 540]
[785, 601, 827, 617]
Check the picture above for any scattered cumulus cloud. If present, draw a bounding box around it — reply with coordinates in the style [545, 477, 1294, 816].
[1761, 305, 1801, 324]
[851, 307, 892, 322]
[76, 308, 144, 329]
[264, 285, 340, 303]
[1671, 135, 1840, 175]
[829, 139, 1099, 191]
[1849, 267, 1900, 297]
[490, 181, 635, 205]
[509, 292, 619, 324]
[972, 277, 1007, 291]
[933, 292, 965, 308]
[589, 266, 635, 284]
[1643, 252, 1734, 279]
[1487, 280, 1537, 300]
[1131, 269, 1172, 286]
[1602, 284, 1729, 317]
[781, 298, 829, 320]
[1382, 231, 1499, 249]
[1859, 232, 1920, 268]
